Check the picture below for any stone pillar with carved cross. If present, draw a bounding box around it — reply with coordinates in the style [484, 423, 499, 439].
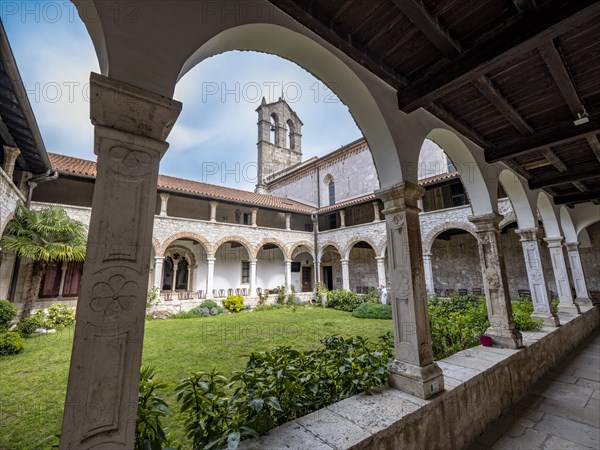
[545, 237, 580, 318]
[159, 193, 169, 217]
[376, 182, 444, 399]
[206, 257, 215, 299]
[565, 242, 593, 311]
[2, 145, 20, 178]
[468, 214, 522, 348]
[515, 228, 559, 327]
[376, 256, 387, 288]
[422, 252, 435, 296]
[340, 258, 350, 290]
[59, 73, 181, 450]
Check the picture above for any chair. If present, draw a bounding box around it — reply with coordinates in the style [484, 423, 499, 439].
[235, 288, 241, 295]
[458, 289, 468, 296]
[256, 287, 262, 296]
[219, 289, 226, 298]
[443, 288, 455, 297]
[242, 288, 248, 296]
[227, 288, 234, 297]
[472, 288, 482, 296]
[163, 292, 172, 301]
[356, 286, 363, 294]
[518, 289, 531, 298]
[197, 290, 205, 300]
[212, 289, 218, 297]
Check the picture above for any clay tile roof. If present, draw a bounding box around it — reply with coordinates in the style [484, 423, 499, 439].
[319, 194, 376, 213]
[419, 171, 460, 186]
[48, 153, 314, 214]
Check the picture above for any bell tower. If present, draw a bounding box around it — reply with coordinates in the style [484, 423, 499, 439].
[255, 97, 303, 193]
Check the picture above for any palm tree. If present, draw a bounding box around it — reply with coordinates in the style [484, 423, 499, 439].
[1, 202, 86, 320]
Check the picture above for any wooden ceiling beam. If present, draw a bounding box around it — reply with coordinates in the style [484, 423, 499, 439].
[503, 159, 533, 180]
[572, 181, 589, 192]
[428, 102, 493, 150]
[540, 149, 567, 173]
[587, 135, 600, 163]
[514, 0, 537, 12]
[0, 113, 16, 147]
[473, 76, 534, 135]
[486, 114, 600, 162]
[398, 0, 600, 112]
[390, 0, 461, 58]
[554, 189, 600, 205]
[528, 165, 600, 189]
[265, 0, 408, 89]
[522, 159, 552, 170]
[539, 41, 585, 117]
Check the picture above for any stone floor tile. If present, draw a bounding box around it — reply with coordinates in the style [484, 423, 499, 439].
[587, 397, 600, 409]
[593, 390, 600, 400]
[573, 368, 600, 383]
[533, 380, 593, 407]
[576, 378, 600, 391]
[537, 397, 600, 428]
[534, 413, 600, 448]
[542, 435, 593, 449]
[437, 361, 482, 382]
[238, 421, 334, 450]
[296, 405, 371, 449]
[548, 373, 578, 384]
[490, 428, 548, 450]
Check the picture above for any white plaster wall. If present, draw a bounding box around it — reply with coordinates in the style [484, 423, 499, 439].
[256, 247, 286, 290]
[270, 170, 318, 207]
[417, 139, 450, 179]
[213, 244, 249, 292]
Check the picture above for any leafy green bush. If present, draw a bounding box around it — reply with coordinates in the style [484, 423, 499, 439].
[223, 295, 244, 312]
[326, 290, 363, 312]
[352, 303, 392, 320]
[0, 331, 25, 356]
[43, 304, 75, 329]
[362, 290, 380, 304]
[551, 298, 559, 313]
[276, 286, 286, 305]
[511, 297, 543, 331]
[17, 315, 43, 338]
[0, 300, 17, 330]
[136, 366, 172, 450]
[199, 299, 224, 314]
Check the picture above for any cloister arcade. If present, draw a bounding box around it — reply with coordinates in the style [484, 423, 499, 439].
[39, 2, 600, 449]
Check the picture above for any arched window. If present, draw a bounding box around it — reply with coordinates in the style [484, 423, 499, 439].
[176, 257, 189, 290]
[287, 119, 295, 150]
[328, 179, 336, 206]
[162, 257, 173, 291]
[270, 113, 279, 145]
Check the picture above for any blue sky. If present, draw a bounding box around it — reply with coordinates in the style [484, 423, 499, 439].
[2, 2, 362, 191]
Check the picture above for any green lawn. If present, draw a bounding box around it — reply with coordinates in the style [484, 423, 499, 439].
[0, 307, 391, 449]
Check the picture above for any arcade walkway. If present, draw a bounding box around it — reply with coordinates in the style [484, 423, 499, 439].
[468, 331, 600, 450]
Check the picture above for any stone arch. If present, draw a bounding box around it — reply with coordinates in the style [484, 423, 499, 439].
[537, 192, 561, 238]
[343, 237, 380, 260]
[318, 241, 343, 260]
[159, 231, 211, 256]
[422, 128, 495, 215]
[379, 241, 388, 258]
[498, 170, 537, 229]
[422, 222, 478, 253]
[499, 214, 517, 230]
[288, 240, 315, 260]
[255, 238, 288, 260]
[151, 237, 161, 256]
[212, 236, 253, 259]
[560, 207, 578, 243]
[163, 245, 196, 266]
[0, 211, 15, 238]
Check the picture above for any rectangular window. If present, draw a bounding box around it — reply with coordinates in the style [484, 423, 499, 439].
[39, 262, 62, 298]
[328, 181, 335, 206]
[304, 223, 313, 232]
[450, 182, 467, 207]
[63, 262, 83, 297]
[241, 261, 250, 284]
[243, 213, 251, 225]
[291, 262, 301, 272]
[329, 213, 337, 229]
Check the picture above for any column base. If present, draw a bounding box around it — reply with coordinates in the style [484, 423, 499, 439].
[388, 360, 444, 399]
[557, 303, 581, 317]
[531, 312, 560, 327]
[485, 326, 523, 349]
[575, 297, 593, 312]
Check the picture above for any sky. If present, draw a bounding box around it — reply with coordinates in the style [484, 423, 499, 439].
[2, 2, 362, 191]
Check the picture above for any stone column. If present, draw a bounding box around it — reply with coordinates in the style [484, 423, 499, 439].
[188, 265, 196, 291]
[565, 242, 592, 310]
[515, 229, 559, 327]
[375, 181, 444, 399]
[545, 237, 580, 317]
[153, 257, 163, 290]
[285, 260, 292, 288]
[57, 262, 68, 299]
[0, 252, 16, 299]
[159, 193, 170, 217]
[2, 145, 20, 178]
[285, 213, 291, 230]
[60, 73, 182, 450]
[468, 214, 522, 349]
[339, 210, 346, 228]
[340, 258, 350, 290]
[171, 262, 178, 292]
[206, 257, 215, 298]
[249, 259, 257, 295]
[372, 201, 380, 222]
[210, 201, 218, 222]
[251, 208, 258, 227]
[376, 256, 387, 288]
[422, 252, 435, 296]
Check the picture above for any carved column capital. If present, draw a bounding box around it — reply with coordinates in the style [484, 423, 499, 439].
[565, 242, 580, 251]
[515, 227, 539, 242]
[376, 181, 425, 212]
[2, 145, 20, 178]
[544, 236, 564, 248]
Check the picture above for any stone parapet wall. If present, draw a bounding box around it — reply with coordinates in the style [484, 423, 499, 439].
[239, 308, 600, 450]
[0, 166, 26, 235]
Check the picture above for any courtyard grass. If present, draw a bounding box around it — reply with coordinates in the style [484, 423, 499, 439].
[0, 307, 391, 449]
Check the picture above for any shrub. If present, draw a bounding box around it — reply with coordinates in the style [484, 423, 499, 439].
[511, 298, 543, 331]
[276, 286, 287, 305]
[352, 303, 392, 320]
[43, 304, 75, 329]
[362, 290, 380, 304]
[135, 366, 171, 450]
[0, 331, 25, 356]
[326, 290, 363, 312]
[0, 300, 17, 330]
[223, 295, 244, 312]
[199, 299, 223, 314]
[147, 287, 160, 307]
[17, 315, 43, 338]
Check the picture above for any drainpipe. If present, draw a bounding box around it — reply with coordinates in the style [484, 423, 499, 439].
[8, 169, 59, 302]
[314, 162, 321, 289]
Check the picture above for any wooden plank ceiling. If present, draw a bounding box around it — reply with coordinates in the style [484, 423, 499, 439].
[267, 0, 600, 206]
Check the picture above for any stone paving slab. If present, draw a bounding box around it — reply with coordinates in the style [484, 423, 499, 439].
[238, 421, 334, 450]
[534, 413, 599, 448]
